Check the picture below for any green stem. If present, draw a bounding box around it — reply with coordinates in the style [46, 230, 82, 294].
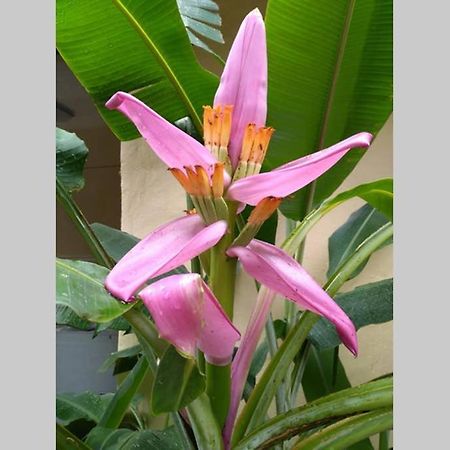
[56, 177, 114, 268]
[206, 201, 238, 429]
[187, 393, 225, 450]
[206, 363, 231, 428]
[99, 356, 149, 429]
[379, 430, 390, 450]
[209, 202, 238, 318]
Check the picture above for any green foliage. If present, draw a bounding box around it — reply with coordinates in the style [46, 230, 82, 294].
[91, 224, 140, 263]
[86, 425, 185, 449]
[265, 0, 393, 219]
[56, 259, 133, 323]
[57, 392, 114, 426]
[177, 0, 224, 54]
[309, 279, 393, 351]
[56, 128, 88, 193]
[234, 377, 392, 450]
[56, 0, 218, 140]
[327, 204, 392, 279]
[292, 409, 393, 450]
[99, 345, 142, 375]
[151, 346, 206, 414]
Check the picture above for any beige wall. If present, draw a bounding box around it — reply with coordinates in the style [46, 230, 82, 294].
[119, 115, 393, 384]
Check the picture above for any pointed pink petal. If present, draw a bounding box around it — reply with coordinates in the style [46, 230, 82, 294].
[106, 92, 216, 169]
[105, 215, 227, 302]
[198, 282, 241, 365]
[214, 9, 267, 168]
[227, 132, 373, 205]
[224, 287, 275, 446]
[227, 240, 358, 355]
[140, 274, 240, 364]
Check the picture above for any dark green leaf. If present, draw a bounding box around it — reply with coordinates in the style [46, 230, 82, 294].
[99, 356, 149, 429]
[57, 392, 114, 426]
[327, 204, 392, 279]
[91, 224, 139, 263]
[56, 259, 133, 323]
[265, 0, 393, 219]
[151, 346, 206, 414]
[234, 377, 392, 450]
[56, 0, 217, 140]
[177, 0, 224, 54]
[86, 425, 185, 449]
[309, 279, 393, 351]
[56, 423, 92, 450]
[99, 344, 142, 374]
[56, 128, 89, 193]
[301, 348, 352, 402]
[292, 409, 393, 450]
[56, 304, 94, 331]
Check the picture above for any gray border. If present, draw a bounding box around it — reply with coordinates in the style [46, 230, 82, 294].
[394, 0, 450, 447]
[1, 1, 55, 448]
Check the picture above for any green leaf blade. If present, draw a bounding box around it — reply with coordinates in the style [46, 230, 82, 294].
[56, 258, 133, 323]
[265, 0, 393, 220]
[57, 0, 218, 140]
[56, 128, 89, 193]
[57, 392, 114, 426]
[151, 346, 206, 415]
[309, 279, 393, 351]
[327, 204, 392, 279]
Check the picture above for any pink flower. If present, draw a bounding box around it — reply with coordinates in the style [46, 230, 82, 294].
[140, 273, 240, 365]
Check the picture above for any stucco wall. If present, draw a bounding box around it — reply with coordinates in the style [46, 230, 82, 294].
[118, 115, 393, 386]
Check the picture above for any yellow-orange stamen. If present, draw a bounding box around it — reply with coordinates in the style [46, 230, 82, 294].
[240, 124, 256, 162]
[248, 197, 282, 225]
[184, 208, 197, 215]
[169, 168, 193, 194]
[219, 105, 233, 149]
[211, 163, 224, 198]
[248, 127, 275, 163]
[203, 106, 214, 148]
[203, 104, 234, 159]
[195, 165, 211, 197]
[185, 166, 202, 196]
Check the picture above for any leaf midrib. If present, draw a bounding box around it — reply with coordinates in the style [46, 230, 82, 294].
[56, 259, 106, 289]
[304, 0, 357, 214]
[113, 0, 204, 134]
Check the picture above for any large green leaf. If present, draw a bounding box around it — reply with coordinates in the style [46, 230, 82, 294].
[265, 0, 393, 220]
[234, 377, 392, 450]
[57, 392, 114, 426]
[86, 425, 184, 450]
[309, 279, 393, 351]
[56, 304, 94, 331]
[91, 223, 140, 263]
[292, 409, 393, 450]
[56, 423, 92, 450]
[151, 346, 206, 414]
[56, 258, 133, 323]
[56, 0, 218, 140]
[56, 128, 88, 193]
[177, 0, 224, 55]
[327, 204, 392, 279]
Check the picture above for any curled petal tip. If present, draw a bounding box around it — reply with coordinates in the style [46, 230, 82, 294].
[105, 91, 127, 110]
[358, 132, 374, 147]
